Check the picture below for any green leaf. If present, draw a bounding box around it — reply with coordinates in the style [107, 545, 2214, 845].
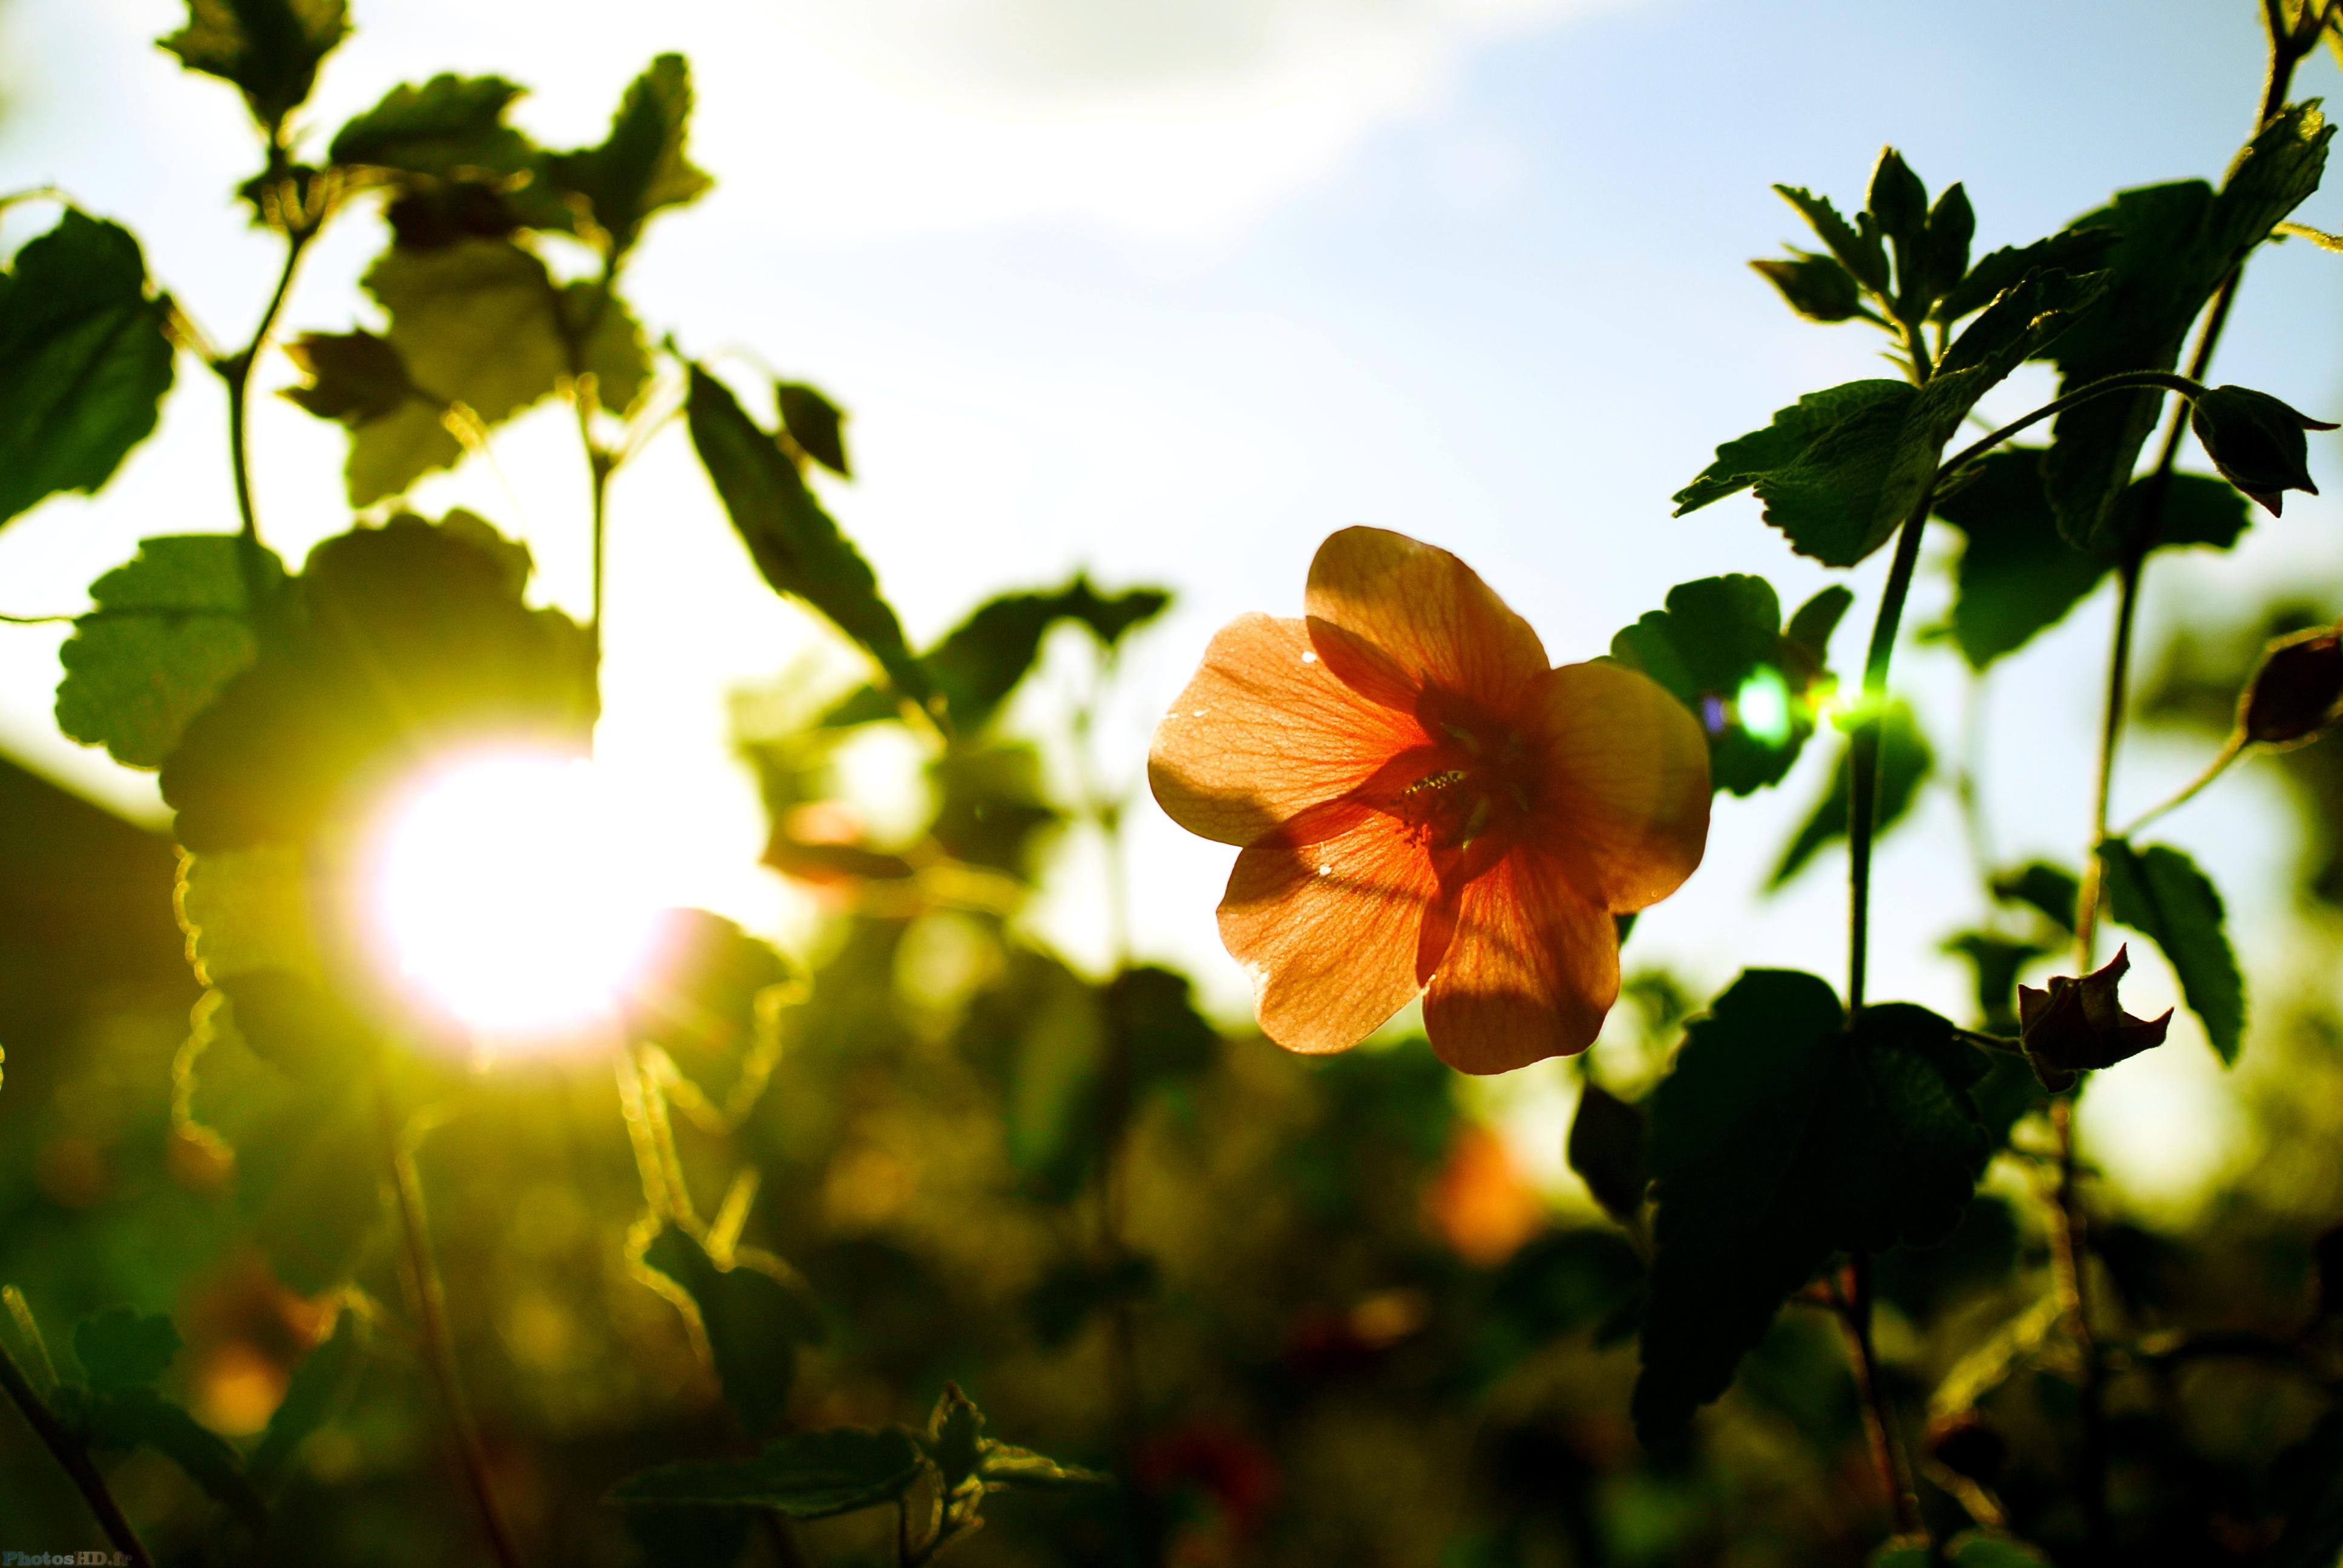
[85, 1385, 267, 1532]
[1634, 973, 1988, 1440]
[639, 1224, 822, 1438]
[924, 1384, 984, 1489]
[1750, 253, 1863, 322]
[344, 239, 570, 503]
[71, 1307, 179, 1391]
[829, 577, 1170, 731]
[157, 0, 346, 128]
[1775, 186, 1888, 295]
[545, 54, 712, 255]
[250, 1312, 367, 1491]
[1784, 585, 1853, 662]
[1918, 183, 1976, 307]
[2043, 103, 2332, 546]
[0, 211, 177, 530]
[283, 330, 421, 425]
[2099, 838, 2246, 1064]
[1994, 862, 2082, 933]
[1867, 148, 1929, 306]
[1567, 1080, 1648, 1224]
[776, 381, 851, 477]
[327, 74, 536, 183]
[1933, 227, 2119, 323]
[1608, 574, 1832, 795]
[161, 513, 595, 852]
[1673, 377, 1910, 517]
[1935, 449, 2108, 669]
[611, 1426, 929, 1518]
[978, 1441, 1112, 1491]
[1770, 702, 1933, 887]
[686, 364, 929, 707]
[56, 535, 286, 770]
[1934, 451, 2247, 668]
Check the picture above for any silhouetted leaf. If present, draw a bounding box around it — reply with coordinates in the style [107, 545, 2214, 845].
[1751, 253, 1863, 322]
[1916, 183, 1975, 309]
[251, 1312, 367, 1491]
[545, 54, 712, 255]
[2042, 103, 2331, 546]
[84, 1385, 267, 1531]
[56, 535, 286, 769]
[612, 1426, 928, 1517]
[827, 577, 1171, 731]
[0, 211, 177, 529]
[1775, 186, 1889, 293]
[328, 74, 536, 184]
[2099, 838, 2245, 1064]
[1933, 229, 2118, 324]
[1673, 379, 1913, 564]
[1994, 862, 2081, 933]
[1936, 448, 2250, 670]
[1635, 973, 1988, 1441]
[687, 364, 928, 707]
[1567, 1082, 1648, 1224]
[71, 1307, 179, 1392]
[776, 381, 851, 477]
[1610, 574, 1833, 795]
[640, 1224, 823, 1438]
[283, 330, 419, 425]
[1771, 702, 1933, 887]
[158, 0, 346, 128]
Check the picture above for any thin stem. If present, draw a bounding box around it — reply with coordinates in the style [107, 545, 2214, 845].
[2050, 1097, 2111, 1555]
[0, 1334, 154, 1567]
[1838, 1258, 1923, 1537]
[1938, 370, 2205, 483]
[2119, 733, 2246, 837]
[376, 1084, 527, 1568]
[220, 230, 312, 550]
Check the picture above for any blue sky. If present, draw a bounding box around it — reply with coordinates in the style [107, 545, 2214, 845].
[1, 0, 2335, 1205]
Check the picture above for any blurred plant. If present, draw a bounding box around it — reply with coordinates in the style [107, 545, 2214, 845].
[3, 2, 2343, 1566]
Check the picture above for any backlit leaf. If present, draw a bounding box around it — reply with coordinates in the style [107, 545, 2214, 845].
[329, 74, 536, 183]
[687, 364, 928, 706]
[71, 1307, 179, 1392]
[545, 54, 712, 255]
[161, 513, 595, 852]
[1567, 1080, 1648, 1224]
[158, 0, 346, 128]
[611, 1426, 927, 1518]
[2042, 103, 2331, 546]
[283, 330, 420, 426]
[1609, 574, 1831, 795]
[2099, 838, 2246, 1064]
[639, 1224, 823, 1438]
[1634, 973, 1988, 1440]
[0, 211, 177, 530]
[777, 381, 851, 477]
[56, 535, 287, 769]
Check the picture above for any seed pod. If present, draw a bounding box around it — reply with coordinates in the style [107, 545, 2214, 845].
[2188, 384, 2338, 515]
[2241, 624, 2343, 747]
[2016, 943, 2171, 1091]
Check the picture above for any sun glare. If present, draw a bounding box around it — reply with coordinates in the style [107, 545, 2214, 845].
[369, 754, 662, 1047]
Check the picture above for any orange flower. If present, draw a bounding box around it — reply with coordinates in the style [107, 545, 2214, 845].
[1149, 527, 1711, 1073]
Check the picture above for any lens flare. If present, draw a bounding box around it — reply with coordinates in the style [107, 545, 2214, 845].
[1734, 667, 1794, 748]
[369, 753, 660, 1047]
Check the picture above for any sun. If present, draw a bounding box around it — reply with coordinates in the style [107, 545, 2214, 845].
[367, 752, 663, 1047]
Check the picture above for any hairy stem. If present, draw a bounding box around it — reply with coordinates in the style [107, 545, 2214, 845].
[0, 1335, 154, 1567]
[377, 1085, 527, 1568]
[2119, 733, 2246, 837]
[2059, 21, 2317, 1559]
[1840, 1257, 1923, 1537]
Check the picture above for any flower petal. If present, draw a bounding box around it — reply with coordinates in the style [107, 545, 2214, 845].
[1221, 805, 1434, 1054]
[1305, 527, 1547, 716]
[1423, 848, 1617, 1073]
[1150, 613, 1424, 846]
[1528, 660, 1711, 913]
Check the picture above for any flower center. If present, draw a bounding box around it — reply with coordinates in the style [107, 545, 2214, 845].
[1391, 697, 1537, 876]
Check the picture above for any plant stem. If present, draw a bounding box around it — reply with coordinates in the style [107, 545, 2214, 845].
[219, 229, 312, 557]
[1937, 371, 2205, 483]
[2119, 733, 2246, 837]
[0, 1334, 154, 1567]
[376, 1083, 527, 1568]
[1838, 1257, 1923, 1537]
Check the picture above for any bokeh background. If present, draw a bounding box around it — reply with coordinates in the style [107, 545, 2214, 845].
[1, 2, 2342, 1564]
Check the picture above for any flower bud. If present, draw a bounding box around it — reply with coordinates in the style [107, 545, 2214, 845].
[2188, 385, 2339, 516]
[2016, 943, 2171, 1091]
[2241, 624, 2343, 747]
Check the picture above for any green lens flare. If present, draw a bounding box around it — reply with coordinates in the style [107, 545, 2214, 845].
[1735, 668, 1794, 746]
